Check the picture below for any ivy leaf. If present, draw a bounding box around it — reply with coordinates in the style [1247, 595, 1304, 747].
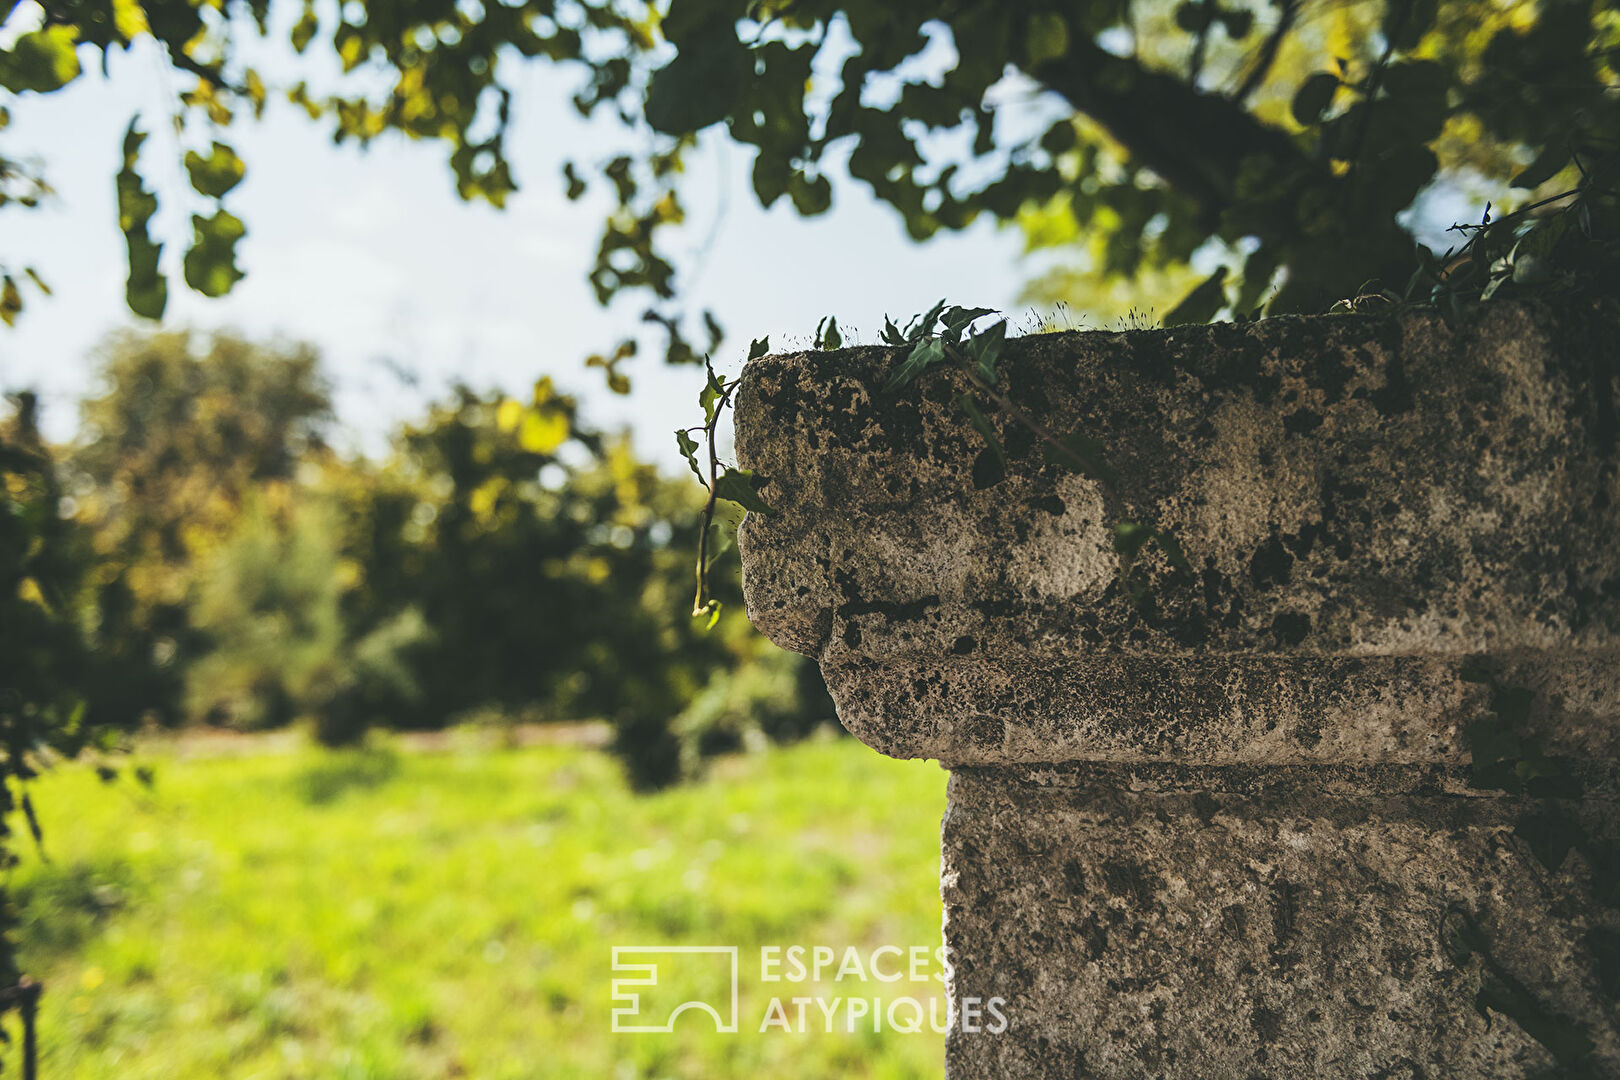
[941, 305, 995, 344]
[184, 142, 245, 199]
[884, 337, 946, 392]
[1154, 527, 1193, 574]
[1291, 73, 1339, 126]
[1162, 267, 1228, 326]
[707, 498, 747, 566]
[699, 360, 727, 424]
[814, 315, 842, 350]
[675, 428, 705, 485]
[880, 315, 907, 347]
[182, 209, 246, 297]
[1114, 521, 1152, 576]
[964, 319, 1007, 385]
[116, 119, 166, 320]
[747, 336, 770, 361]
[956, 393, 1006, 489]
[713, 467, 776, 514]
[905, 299, 948, 343]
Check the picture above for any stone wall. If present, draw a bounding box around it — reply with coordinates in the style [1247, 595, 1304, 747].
[735, 301, 1620, 1078]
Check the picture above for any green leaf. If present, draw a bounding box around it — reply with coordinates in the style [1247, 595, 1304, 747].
[814, 315, 842, 350]
[1291, 73, 1339, 126]
[0, 26, 82, 94]
[884, 337, 946, 392]
[116, 118, 166, 320]
[699, 359, 728, 424]
[747, 336, 770, 361]
[562, 161, 587, 200]
[1025, 12, 1070, 67]
[956, 393, 1007, 489]
[880, 315, 907, 347]
[1162, 267, 1228, 326]
[1113, 521, 1191, 577]
[1383, 0, 1438, 52]
[788, 171, 832, 215]
[941, 305, 995, 344]
[675, 429, 705, 485]
[1174, 2, 1212, 33]
[707, 498, 747, 566]
[1114, 520, 1152, 565]
[1154, 528, 1193, 574]
[693, 597, 723, 628]
[713, 468, 775, 514]
[182, 210, 246, 297]
[905, 299, 948, 343]
[184, 142, 246, 199]
[964, 319, 1007, 385]
[644, 17, 749, 134]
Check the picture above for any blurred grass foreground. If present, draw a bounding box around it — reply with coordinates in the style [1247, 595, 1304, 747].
[17, 734, 947, 1078]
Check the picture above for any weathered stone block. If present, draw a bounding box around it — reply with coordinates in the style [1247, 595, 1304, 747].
[735, 301, 1620, 1077]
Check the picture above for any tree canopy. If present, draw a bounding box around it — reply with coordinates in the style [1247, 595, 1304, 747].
[1, 0, 1615, 358]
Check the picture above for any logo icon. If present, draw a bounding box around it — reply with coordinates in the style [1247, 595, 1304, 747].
[610, 946, 739, 1033]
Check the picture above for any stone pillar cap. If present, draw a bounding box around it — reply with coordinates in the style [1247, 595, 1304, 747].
[735, 302, 1620, 768]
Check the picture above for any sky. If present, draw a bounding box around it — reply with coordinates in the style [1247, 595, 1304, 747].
[0, 22, 1037, 471]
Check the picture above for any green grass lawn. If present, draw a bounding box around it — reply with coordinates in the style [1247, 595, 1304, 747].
[11, 733, 949, 1078]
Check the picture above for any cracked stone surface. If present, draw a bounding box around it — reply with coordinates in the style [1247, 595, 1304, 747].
[733, 300, 1620, 1079]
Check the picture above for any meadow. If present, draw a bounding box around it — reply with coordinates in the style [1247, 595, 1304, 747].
[12, 733, 948, 1078]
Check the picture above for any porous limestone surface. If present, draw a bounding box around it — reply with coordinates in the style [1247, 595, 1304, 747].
[942, 765, 1620, 1079]
[735, 301, 1620, 764]
[731, 302, 1620, 1078]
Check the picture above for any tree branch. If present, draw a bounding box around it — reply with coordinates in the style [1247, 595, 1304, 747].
[1031, 32, 1311, 224]
[1234, 0, 1297, 102]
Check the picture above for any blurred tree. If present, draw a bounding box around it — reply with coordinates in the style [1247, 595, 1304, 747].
[185, 490, 427, 743]
[332, 379, 759, 783]
[0, 0, 1615, 346]
[62, 328, 829, 774]
[72, 329, 333, 687]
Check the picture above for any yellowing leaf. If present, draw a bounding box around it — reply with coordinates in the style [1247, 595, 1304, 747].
[519, 410, 569, 454]
[16, 576, 49, 612]
[495, 398, 523, 432]
[113, 0, 150, 40]
[0, 26, 82, 94]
